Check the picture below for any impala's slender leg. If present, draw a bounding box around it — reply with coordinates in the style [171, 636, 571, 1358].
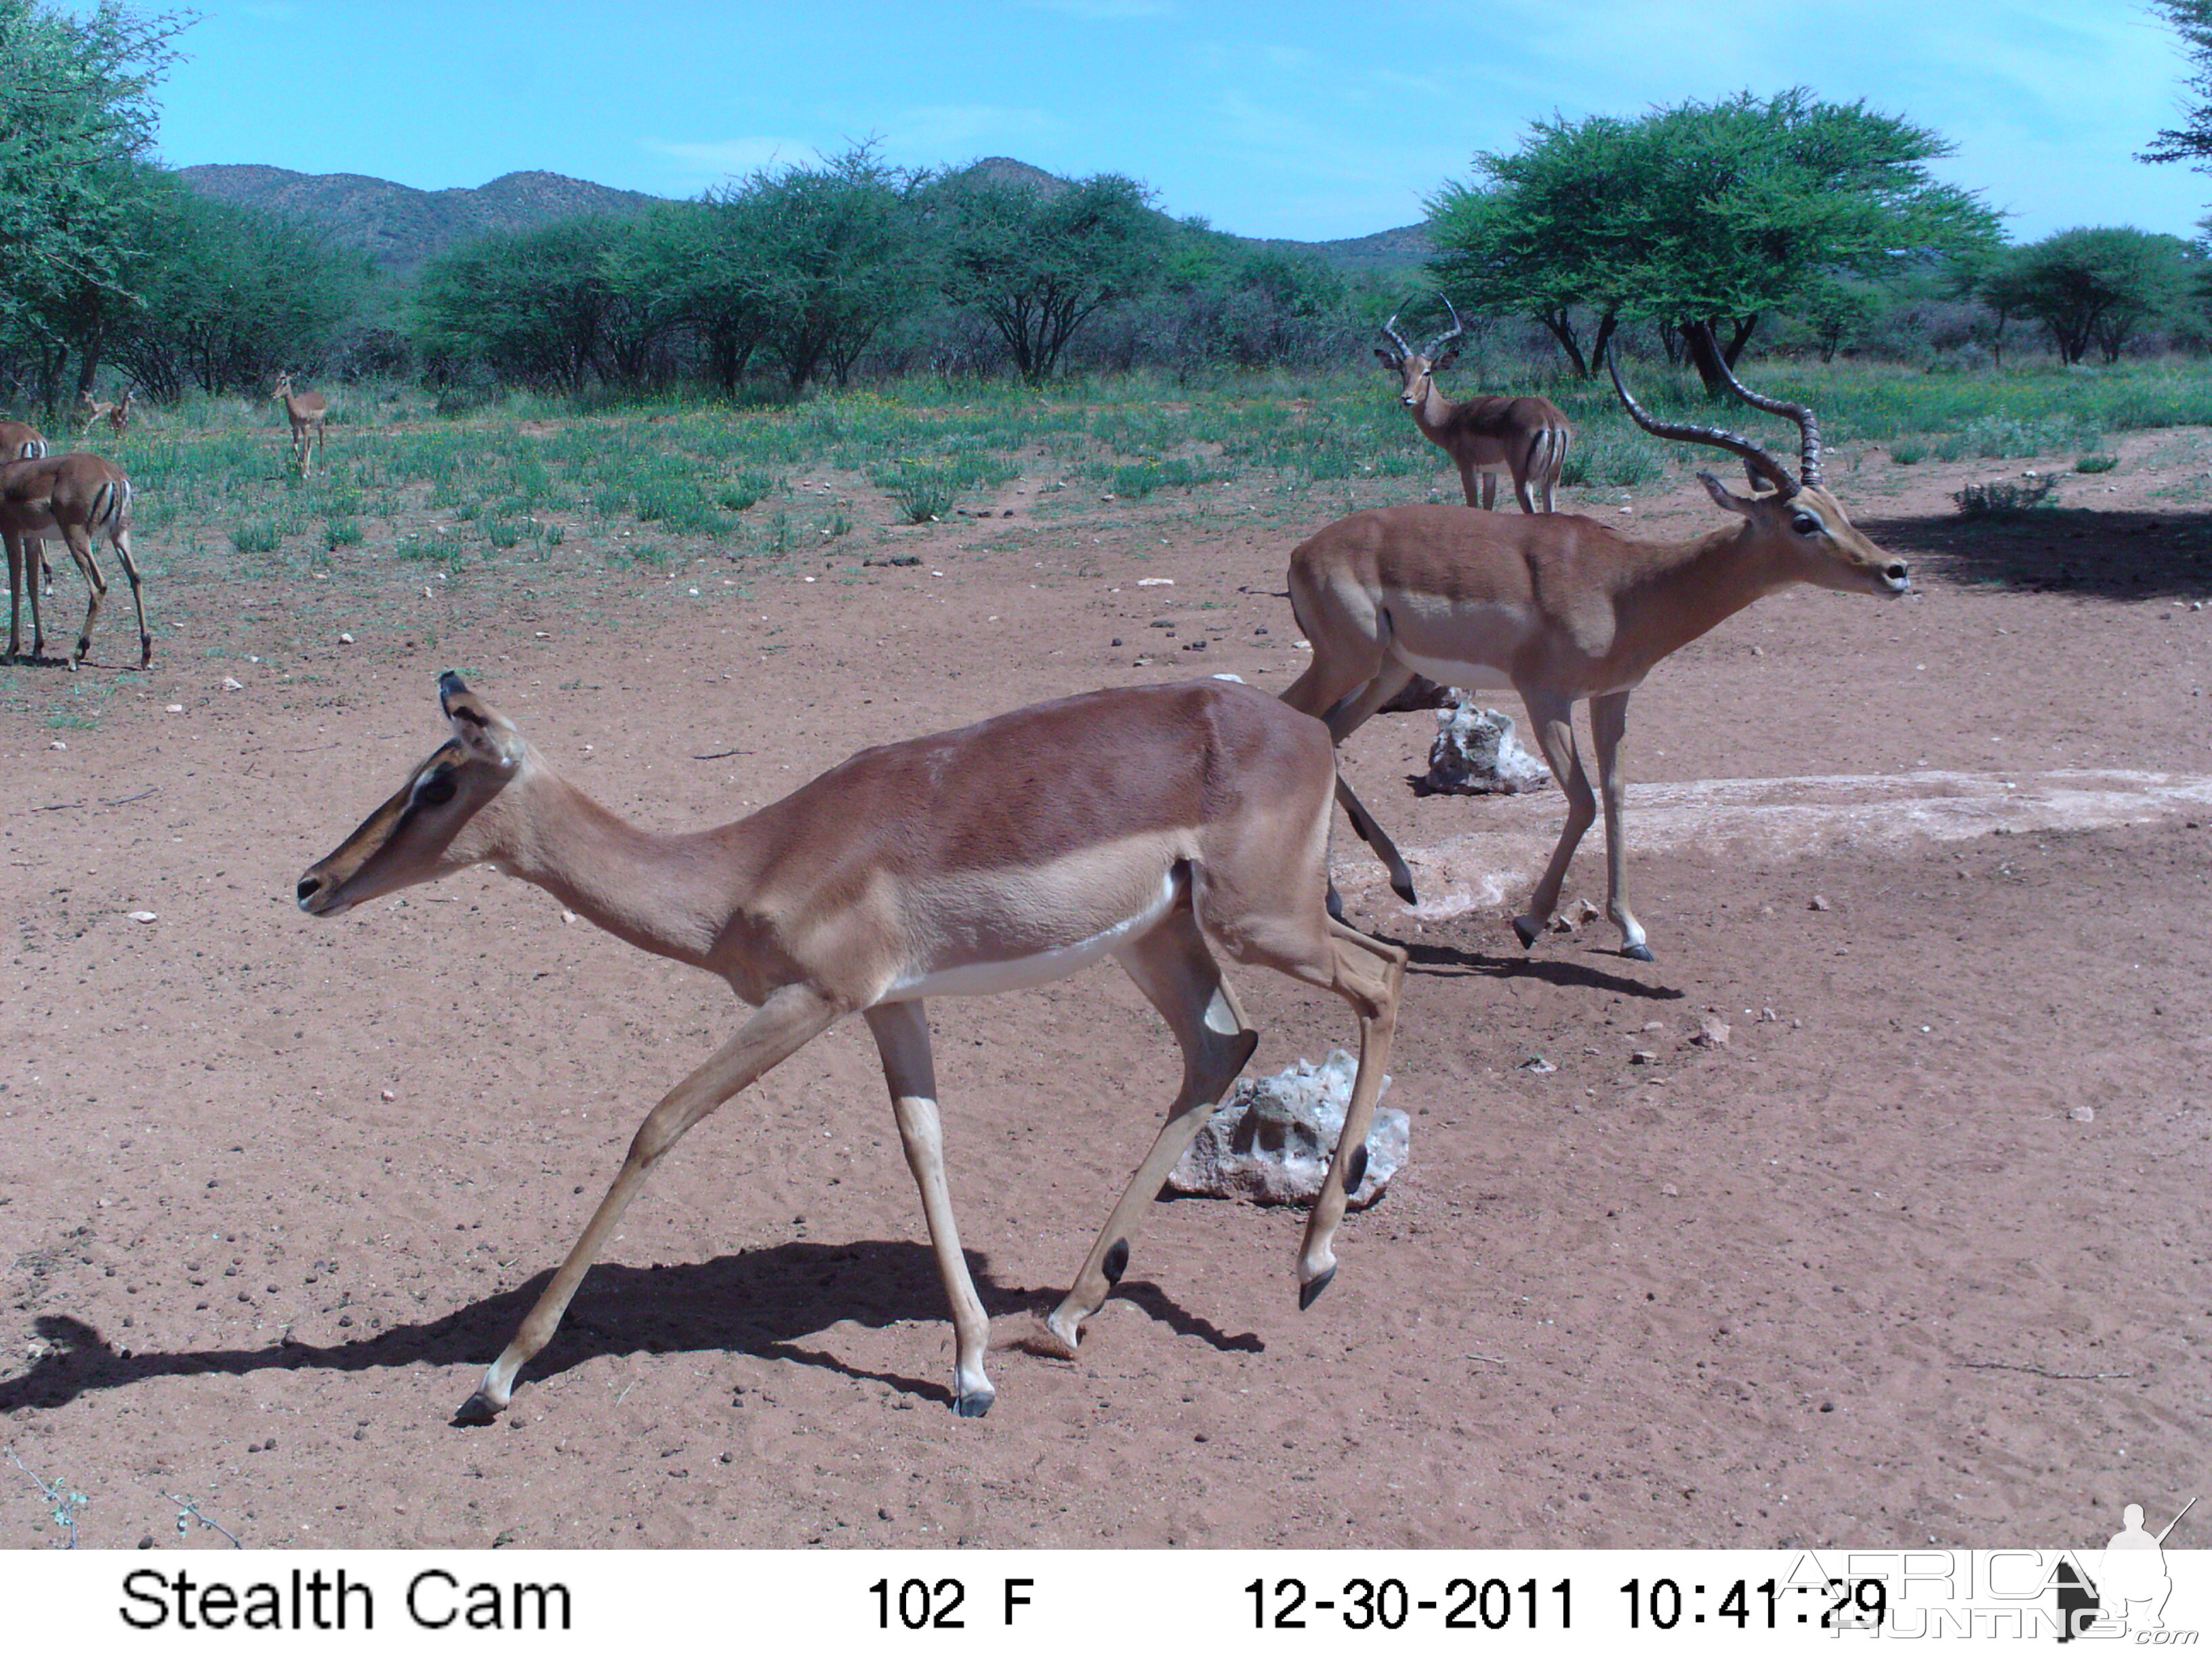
[25, 537, 46, 660]
[1316, 659, 1421, 907]
[102, 522, 152, 669]
[1285, 647, 1422, 911]
[863, 998, 998, 1417]
[1044, 907, 1258, 1353]
[1513, 686, 1597, 950]
[1294, 918, 1406, 1307]
[1587, 689, 1651, 960]
[1511, 455, 1538, 514]
[54, 529, 106, 673]
[459, 983, 841, 1422]
[4, 531, 22, 663]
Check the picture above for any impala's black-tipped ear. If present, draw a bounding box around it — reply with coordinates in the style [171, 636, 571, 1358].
[1373, 347, 1397, 369]
[1431, 346, 1460, 373]
[1696, 470, 1757, 518]
[439, 672, 523, 767]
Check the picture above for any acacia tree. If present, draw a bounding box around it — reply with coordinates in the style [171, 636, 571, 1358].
[112, 183, 367, 398]
[1429, 89, 2000, 390]
[2142, 0, 2212, 172]
[1980, 228, 2200, 365]
[415, 218, 667, 392]
[937, 171, 1164, 384]
[0, 0, 187, 411]
[738, 148, 929, 390]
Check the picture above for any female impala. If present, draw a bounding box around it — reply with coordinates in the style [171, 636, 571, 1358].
[1287, 350, 1909, 961]
[298, 674, 1404, 1423]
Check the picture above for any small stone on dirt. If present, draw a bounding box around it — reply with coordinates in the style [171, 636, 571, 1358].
[127, 911, 157, 924]
[49, 740, 65, 750]
[1136, 577, 1174, 587]
[1692, 1015, 1731, 1048]
[1809, 895, 1831, 912]
[165, 703, 183, 712]
[380, 1089, 395, 1102]
[1519, 1056, 1557, 1075]
[338, 632, 354, 644]
[1660, 1183, 1679, 1197]
[2068, 1105, 2096, 1123]
[1631, 1050, 1658, 1065]
[222, 676, 243, 691]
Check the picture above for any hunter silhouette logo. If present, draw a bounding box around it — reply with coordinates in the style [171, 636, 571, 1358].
[2057, 1494, 2197, 1641]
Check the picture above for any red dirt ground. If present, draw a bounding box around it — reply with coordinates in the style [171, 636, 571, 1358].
[2, 432, 2207, 1550]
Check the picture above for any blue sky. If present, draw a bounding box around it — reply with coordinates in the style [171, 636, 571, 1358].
[146, 0, 2211, 243]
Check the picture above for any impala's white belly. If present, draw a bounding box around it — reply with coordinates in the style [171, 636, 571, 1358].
[880, 867, 1179, 1002]
[1387, 596, 1538, 691]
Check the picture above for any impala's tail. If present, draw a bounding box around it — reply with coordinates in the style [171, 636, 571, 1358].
[87, 476, 131, 533]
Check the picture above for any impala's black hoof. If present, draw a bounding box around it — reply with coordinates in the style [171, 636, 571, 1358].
[451, 1392, 500, 1427]
[954, 1390, 995, 1419]
[1513, 917, 1539, 950]
[1326, 884, 1345, 922]
[1297, 1267, 1336, 1311]
[1391, 876, 1418, 905]
[1622, 943, 1655, 963]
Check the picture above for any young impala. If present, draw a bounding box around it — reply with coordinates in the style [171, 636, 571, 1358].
[1286, 350, 1910, 960]
[298, 674, 1405, 1423]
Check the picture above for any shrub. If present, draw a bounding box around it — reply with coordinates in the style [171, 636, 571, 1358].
[2074, 454, 2119, 474]
[324, 518, 364, 550]
[1954, 476, 2058, 518]
[231, 520, 279, 554]
[717, 474, 778, 512]
[876, 464, 957, 523]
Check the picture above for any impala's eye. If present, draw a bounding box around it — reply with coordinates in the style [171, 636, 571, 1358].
[1790, 513, 1820, 537]
[416, 772, 457, 807]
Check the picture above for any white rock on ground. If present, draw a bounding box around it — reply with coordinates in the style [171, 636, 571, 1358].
[1418, 698, 1551, 796]
[1168, 1050, 1407, 1209]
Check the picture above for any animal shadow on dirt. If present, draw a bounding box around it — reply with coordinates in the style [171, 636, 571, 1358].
[1861, 506, 2212, 602]
[0, 1238, 1258, 1419]
[1389, 935, 1685, 1001]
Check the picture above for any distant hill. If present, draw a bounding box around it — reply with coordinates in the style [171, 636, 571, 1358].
[956, 156, 1431, 274]
[175, 165, 664, 275]
[176, 158, 1429, 279]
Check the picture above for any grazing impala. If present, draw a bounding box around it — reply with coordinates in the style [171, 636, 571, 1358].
[1285, 350, 1909, 961]
[298, 674, 1405, 1423]
[272, 373, 328, 475]
[0, 452, 149, 670]
[1376, 298, 1572, 513]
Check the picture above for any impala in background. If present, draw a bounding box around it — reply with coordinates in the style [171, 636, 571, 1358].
[1376, 298, 1572, 514]
[273, 373, 328, 476]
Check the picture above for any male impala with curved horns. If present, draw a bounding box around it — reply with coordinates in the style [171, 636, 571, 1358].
[298, 674, 1404, 1424]
[1376, 298, 1572, 513]
[1284, 349, 1910, 962]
